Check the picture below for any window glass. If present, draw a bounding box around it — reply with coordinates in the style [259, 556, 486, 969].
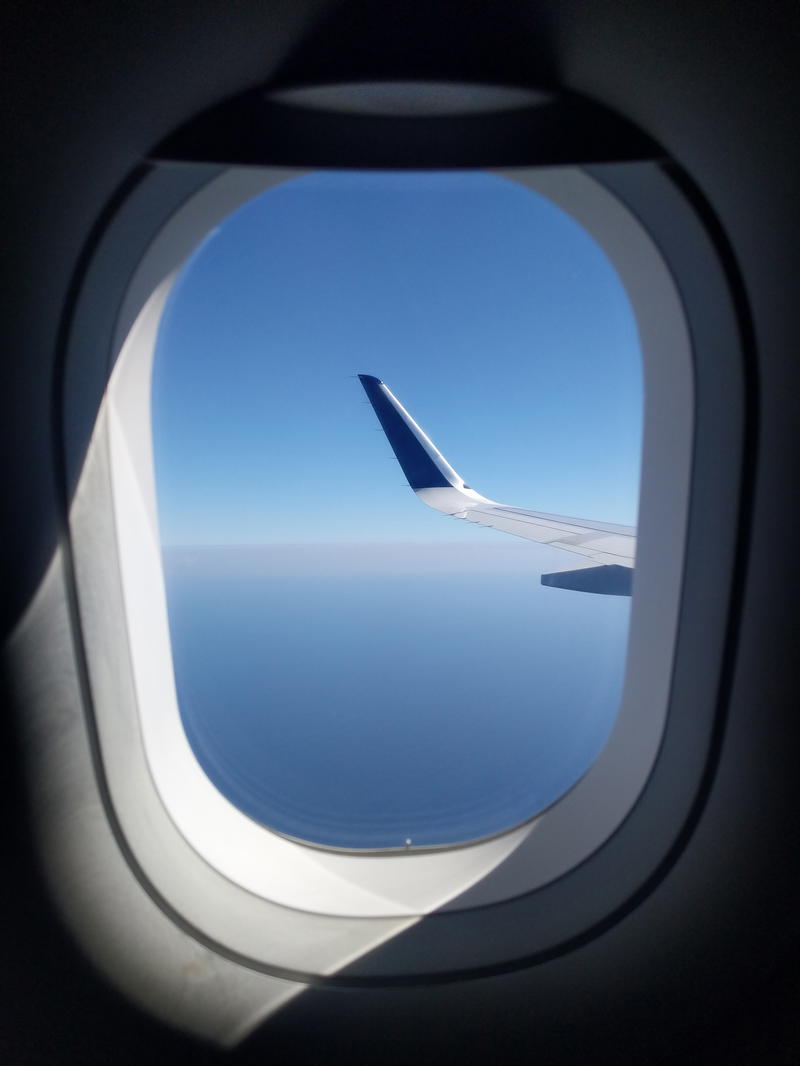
[152, 171, 641, 849]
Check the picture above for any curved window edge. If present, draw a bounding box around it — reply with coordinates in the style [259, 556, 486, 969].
[67, 164, 690, 928]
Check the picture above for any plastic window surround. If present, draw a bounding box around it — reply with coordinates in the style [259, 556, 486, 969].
[70, 166, 691, 928]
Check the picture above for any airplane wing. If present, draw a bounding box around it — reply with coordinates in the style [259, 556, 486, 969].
[358, 374, 636, 595]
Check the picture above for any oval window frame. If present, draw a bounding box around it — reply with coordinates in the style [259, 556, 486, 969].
[63, 156, 743, 979]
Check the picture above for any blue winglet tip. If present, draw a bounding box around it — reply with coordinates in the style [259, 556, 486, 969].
[357, 372, 452, 490]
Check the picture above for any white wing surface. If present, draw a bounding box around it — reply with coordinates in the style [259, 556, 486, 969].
[358, 375, 637, 595]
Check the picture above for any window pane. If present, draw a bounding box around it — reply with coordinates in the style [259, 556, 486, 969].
[152, 170, 642, 849]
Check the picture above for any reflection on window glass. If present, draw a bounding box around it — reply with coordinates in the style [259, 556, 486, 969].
[152, 171, 642, 849]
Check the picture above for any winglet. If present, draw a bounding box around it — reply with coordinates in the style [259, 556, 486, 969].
[358, 374, 465, 491]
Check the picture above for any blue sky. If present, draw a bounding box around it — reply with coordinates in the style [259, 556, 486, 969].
[152, 169, 641, 563]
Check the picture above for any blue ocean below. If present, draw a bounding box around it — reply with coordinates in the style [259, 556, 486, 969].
[164, 551, 630, 849]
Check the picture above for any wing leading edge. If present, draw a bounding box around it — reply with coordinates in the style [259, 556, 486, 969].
[358, 374, 636, 595]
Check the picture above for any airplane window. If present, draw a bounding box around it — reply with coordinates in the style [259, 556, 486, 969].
[150, 170, 642, 850]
